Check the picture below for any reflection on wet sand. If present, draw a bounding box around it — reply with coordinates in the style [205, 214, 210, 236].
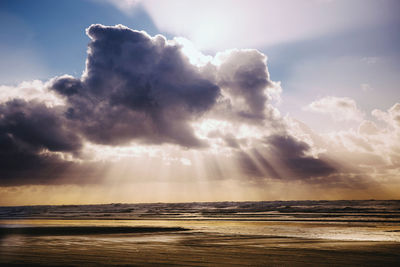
[0, 226, 188, 236]
[1, 219, 400, 266]
[1, 200, 400, 266]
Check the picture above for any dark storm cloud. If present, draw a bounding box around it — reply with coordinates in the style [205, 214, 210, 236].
[235, 134, 335, 181]
[51, 24, 220, 147]
[0, 99, 81, 153]
[0, 99, 83, 185]
[266, 134, 335, 179]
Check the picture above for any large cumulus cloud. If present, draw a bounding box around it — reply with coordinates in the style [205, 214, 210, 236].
[0, 24, 338, 186]
[51, 24, 219, 147]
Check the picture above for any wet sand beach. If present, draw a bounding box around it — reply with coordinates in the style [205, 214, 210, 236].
[1, 200, 400, 266]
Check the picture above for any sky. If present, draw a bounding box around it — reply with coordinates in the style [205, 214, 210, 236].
[0, 0, 399, 205]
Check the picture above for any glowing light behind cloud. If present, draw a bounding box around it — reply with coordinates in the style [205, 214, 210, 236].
[139, 0, 395, 50]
